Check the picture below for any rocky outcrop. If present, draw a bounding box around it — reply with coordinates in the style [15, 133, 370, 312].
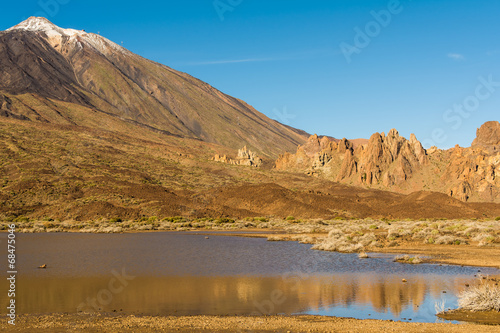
[212, 146, 263, 167]
[0, 94, 29, 120]
[355, 130, 428, 186]
[442, 144, 500, 202]
[471, 121, 500, 152]
[275, 135, 337, 172]
[276, 129, 428, 190]
[275, 123, 500, 203]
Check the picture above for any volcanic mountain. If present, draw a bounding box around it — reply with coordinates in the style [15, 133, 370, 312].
[0, 17, 307, 158]
[1, 18, 500, 221]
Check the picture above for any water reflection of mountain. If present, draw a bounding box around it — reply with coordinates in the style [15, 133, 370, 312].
[10, 274, 471, 318]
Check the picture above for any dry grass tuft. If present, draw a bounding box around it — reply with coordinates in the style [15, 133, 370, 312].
[458, 277, 500, 312]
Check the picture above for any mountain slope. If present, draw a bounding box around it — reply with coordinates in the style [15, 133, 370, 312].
[0, 17, 308, 158]
[2, 116, 499, 221]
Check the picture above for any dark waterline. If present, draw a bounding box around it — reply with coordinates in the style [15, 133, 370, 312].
[1, 232, 498, 323]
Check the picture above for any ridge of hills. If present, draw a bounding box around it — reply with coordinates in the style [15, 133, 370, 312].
[1, 112, 500, 221]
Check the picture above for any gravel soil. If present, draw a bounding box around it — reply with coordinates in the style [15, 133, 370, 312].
[2, 314, 500, 333]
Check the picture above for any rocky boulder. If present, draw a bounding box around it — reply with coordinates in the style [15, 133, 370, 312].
[212, 146, 263, 167]
[472, 121, 500, 151]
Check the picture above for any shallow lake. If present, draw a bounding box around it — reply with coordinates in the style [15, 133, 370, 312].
[1, 232, 499, 323]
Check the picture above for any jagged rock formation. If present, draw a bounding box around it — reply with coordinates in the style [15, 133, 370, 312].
[276, 130, 427, 186]
[212, 146, 263, 167]
[276, 122, 500, 203]
[440, 122, 500, 202]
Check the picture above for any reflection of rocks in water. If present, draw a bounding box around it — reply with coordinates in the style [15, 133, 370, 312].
[10, 274, 472, 319]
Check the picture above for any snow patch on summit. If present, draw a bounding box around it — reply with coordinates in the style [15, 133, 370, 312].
[7, 17, 82, 37]
[6, 17, 129, 56]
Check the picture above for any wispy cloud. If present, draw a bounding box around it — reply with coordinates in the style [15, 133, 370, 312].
[486, 50, 500, 56]
[447, 53, 465, 61]
[185, 57, 277, 66]
[181, 49, 339, 66]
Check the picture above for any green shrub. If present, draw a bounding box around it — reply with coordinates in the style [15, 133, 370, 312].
[43, 222, 55, 229]
[15, 216, 29, 223]
[286, 216, 295, 221]
[214, 218, 235, 224]
[495, 217, 500, 221]
[165, 216, 186, 223]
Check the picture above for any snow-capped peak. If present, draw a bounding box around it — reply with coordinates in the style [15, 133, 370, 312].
[7, 17, 84, 37]
[6, 17, 129, 56]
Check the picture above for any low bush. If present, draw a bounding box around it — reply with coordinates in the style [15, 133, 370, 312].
[394, 254, 423, 264]
[458, 278, 500, 312]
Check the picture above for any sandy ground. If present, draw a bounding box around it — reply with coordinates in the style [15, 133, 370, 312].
[374, 244, 500, 268]
[2, 314, 500, 333]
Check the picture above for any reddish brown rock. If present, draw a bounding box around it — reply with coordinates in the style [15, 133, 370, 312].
[472, 121, 500, 148]
[274, 126, 500, 203]
[212, 146, 262, 167]
[276, 130, 428, 188]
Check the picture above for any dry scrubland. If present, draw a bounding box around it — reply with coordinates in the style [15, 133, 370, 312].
[3, 217, 500, 252]
[307, 219, 500, 252]
[3, 217, 500, 248]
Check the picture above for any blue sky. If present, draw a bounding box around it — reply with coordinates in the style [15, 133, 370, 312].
[2, 0, 500, 148]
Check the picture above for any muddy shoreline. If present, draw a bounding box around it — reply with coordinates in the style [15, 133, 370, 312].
[438, 310, 500, 325]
